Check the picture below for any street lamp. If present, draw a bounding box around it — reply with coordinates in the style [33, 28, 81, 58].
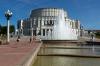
[5, 10, 12, 43]
[30, 18, 33, 38]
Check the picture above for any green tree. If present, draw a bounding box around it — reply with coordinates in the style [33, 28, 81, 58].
[0, 25, 15, 35]
[0, 26, 7, 35]
[10, 25, 15, 33]
[95, 32, 100, 38]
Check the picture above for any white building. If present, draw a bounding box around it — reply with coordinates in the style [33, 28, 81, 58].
[17, 8, 81, 40]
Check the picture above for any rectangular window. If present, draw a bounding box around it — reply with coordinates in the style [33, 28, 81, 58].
[33, 30, 36, 36]
[43, 29, 45, 36]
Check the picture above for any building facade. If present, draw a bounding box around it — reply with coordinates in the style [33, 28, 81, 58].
[17, 8, 81, 40]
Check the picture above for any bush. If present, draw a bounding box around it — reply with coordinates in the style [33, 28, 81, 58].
[95, 32, 100, 38]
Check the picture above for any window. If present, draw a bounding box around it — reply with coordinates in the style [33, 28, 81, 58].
[44, 21, 45, 25]
[50, 20, 52, 25]
[43, 29, 45, 36]
[33, 30, 36, 36]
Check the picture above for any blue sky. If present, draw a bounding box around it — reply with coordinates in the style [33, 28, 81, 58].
[0, 0, 100, 29]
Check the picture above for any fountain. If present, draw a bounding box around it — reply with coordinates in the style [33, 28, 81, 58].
[52, 9, 77, 40]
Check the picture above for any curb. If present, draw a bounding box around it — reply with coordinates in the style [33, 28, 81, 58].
[41, 46, 100, 49]
[17, 41, 42, 66]
[38, 54, 100, 58]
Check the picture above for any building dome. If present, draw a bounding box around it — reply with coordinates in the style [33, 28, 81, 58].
[30, 8, 68, 18]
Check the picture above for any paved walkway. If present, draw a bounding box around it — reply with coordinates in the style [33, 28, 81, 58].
[79, 37, 100, 42]
[0, 38, 42, 66]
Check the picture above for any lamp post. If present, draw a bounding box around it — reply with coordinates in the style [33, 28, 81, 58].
[5, 10, 12, 43]
[30, 18, 33, 38]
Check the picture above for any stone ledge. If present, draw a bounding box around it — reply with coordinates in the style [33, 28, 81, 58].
[17, 41, 42, 66]
[38, 54, 100, 58]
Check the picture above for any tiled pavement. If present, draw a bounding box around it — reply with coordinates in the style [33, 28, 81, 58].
[0, 39, 41, 66]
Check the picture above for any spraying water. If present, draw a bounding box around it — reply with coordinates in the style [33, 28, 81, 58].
[53, 9, 77, 40]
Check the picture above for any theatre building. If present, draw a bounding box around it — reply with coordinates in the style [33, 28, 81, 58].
[17, 8, 81, 40]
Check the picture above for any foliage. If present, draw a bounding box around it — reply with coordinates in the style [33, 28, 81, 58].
[95, 32, 100, 38]
[10, 25, 15, 33]
[0, 25, 15, 35]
